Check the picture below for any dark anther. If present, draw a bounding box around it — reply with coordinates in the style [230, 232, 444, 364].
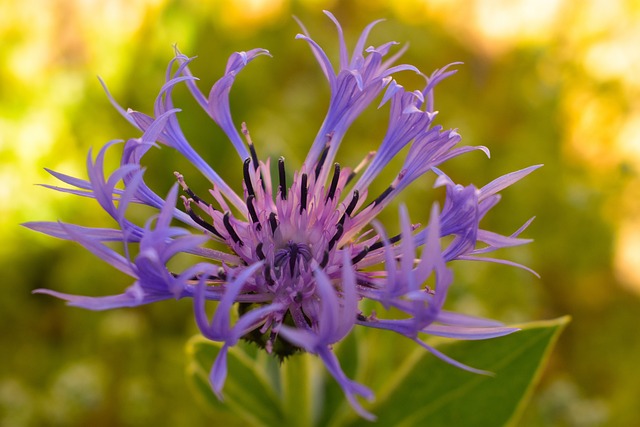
[264, 264, 275, 286]
[357, 313, 368, 322]
[243, 158, 255, 197]
[278, 157, 287, 200]
[184, 201, 223, 238]
[314, 137, 332, 178]
[345, 171, 357, 186]
[249, 144, 260, 171]
[180, 272, 216, 282]
[357, 278, 377, 288]
[328, 223, 343, 251]
[246, 195, 262, 231]
[345, 151, 375, 186]
[338, 190, 360, 226]
[274, 242, 312, 277]
[351, 245, 370, 265]
[288, 243, 299, 276]
[175, 172, 209, 206]
[223, 212, 243, 245]
[344, 190, 360, 216]
[269, 212, 278, 235]
[183, 187, 207, 206]
[241, 122, 260, 171]
[300, 174, 308, 214]
[319, 250, 329, 268]
[326, 163, 341, 200]
[217, 267, 227, 281]
[368, 231, 404, 252]
[256, 242, 265, 260]
[293, 291, 303, 303]
[371, 185, 394, 206]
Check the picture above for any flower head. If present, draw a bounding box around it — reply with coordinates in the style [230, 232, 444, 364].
[26, 11, 539, 420]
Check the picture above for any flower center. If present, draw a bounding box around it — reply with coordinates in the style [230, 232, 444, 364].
[273, 241, 313, 278]
[175, 151, 370, 358]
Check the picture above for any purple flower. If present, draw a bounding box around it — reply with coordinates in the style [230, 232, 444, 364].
[25, 11, 540, 420]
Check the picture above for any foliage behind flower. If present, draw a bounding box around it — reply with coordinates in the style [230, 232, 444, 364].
[25, 11, 540, 420]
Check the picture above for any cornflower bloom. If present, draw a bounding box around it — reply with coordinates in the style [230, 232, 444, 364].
[26, 12, 540, 420]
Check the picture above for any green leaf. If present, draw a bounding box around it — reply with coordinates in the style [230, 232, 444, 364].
[341, 316, 570, 427]
[186, 317, 568, 426]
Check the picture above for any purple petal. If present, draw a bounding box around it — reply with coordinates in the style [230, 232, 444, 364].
[398, 205, 416, 290]
[209, 262, 264, 337]
[337, 250, 358, 339]
[295, 34, 336, 87]
[317, 347, 375, 421]
[22, 222, 135, 242]
[479, 164, 543, 201]
[423, 324, 519, 340]
[475, 229, 533, 251]
[437, 310, 506, 327]
[351, 18, 385, 68]
[32, 284, 172, 310]
[312, 266, 340, 342]
[210, 344, 229, 399]
[323, 10, 349, 69]
[206, 50, 271, 160]
[57, 221, 134, 276]
[413, 338, 492, 375]
[456, 255, 541, 277]
[98, 77, 138, 128]
[45, 167, 94, 190]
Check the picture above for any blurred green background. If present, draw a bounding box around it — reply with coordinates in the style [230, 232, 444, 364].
[2, 0, 640, 425]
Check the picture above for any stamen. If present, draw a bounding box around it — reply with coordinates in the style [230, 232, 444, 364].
[300, 173, 308, 214]
[288, 243, 299, 276]
[351, 245, 370, 264]
[246, 195, 262, 230]
[180, 272, 217, 282]
[314, 135, 332, 178]
[274, 242, 312, 277]
[346, 151, 375, 186]
[338, 190, 359, 226]
[357, 278, 378, 288]
[223, 212, 243, 245]
[182, 197, 223, 238]
[326, 163, 341, 200]
[278, 157, 287, 200]
[264, 264, 275, 286]
[241, 122, 260, 170]
[269, 212, 278, 235]
[368, 231, 405, 252]
[346, 172, 357, 187]
[175, 172, 209, 206]
[243, 158, 255, 197]
[328, 223, 343, 251]
[256, 242, 265, 260]
[371, 185, 394, 206]
[345, 190, 360, 216]
[320, 250, 329, 268]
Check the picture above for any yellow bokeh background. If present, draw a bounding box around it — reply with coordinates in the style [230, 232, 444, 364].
[2, 0, 640, 425]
